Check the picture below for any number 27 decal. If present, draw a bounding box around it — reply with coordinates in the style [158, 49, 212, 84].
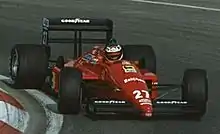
[133, 90, 150, 99]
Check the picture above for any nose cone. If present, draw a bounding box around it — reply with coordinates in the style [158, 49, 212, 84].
[107, 61, 152, 114]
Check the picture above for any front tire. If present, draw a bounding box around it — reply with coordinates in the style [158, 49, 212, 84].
[182, 69, 208, 119]
[58, 67, 82, 114]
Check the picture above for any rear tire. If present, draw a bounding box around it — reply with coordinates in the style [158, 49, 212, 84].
[123, 45, 156, 74]
[9, 44, 49, 89]
[182, 69, 208, 119]
[58, 67, 82, 114]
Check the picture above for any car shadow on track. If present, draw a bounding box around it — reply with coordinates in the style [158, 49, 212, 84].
[85, 114, 201, 122]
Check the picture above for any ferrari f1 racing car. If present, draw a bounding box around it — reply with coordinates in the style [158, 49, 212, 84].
[9, 18, 208, 119]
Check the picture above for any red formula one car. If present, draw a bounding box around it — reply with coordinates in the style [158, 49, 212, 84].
[9, 18, 208, 119]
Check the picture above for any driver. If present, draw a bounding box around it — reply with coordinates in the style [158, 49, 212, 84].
[65, 38, 124, 66]
[104, 38, 123, 63]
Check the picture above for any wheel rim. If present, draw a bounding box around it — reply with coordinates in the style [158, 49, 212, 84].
[10, 49, 19, 79]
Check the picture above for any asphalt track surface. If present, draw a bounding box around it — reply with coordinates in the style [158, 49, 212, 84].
[0, 0, 220, 133]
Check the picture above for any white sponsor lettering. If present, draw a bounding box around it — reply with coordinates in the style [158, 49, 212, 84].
[61, 18, 90, 23]
[156, 101, 188, 104]
[94, 100, 126, 104]
[139, 98, 152, 105]
[105, 45, 122, 52]
[124, 77, 145, 83]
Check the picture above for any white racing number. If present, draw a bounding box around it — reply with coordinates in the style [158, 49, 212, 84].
[133, 90, 150, 99]
[123, 65, 137, 73]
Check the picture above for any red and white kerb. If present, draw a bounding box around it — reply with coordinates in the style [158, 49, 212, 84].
[0, 89, 29, 134]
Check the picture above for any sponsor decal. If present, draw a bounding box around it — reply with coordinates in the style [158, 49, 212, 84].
[83, 54, 94, 61]
[105, 45, 122, 53]
[94, 100, 126, 104]
[139, 98, 152, 105]
[124, 77, 145, 83]
[122, 65, 137, 73]
[61, 18, 90, 23]
[82, 54, 98, 64]
[156, 100, 188, 104]
[133, 90, 149, 99]
[132, 90, 152, 105]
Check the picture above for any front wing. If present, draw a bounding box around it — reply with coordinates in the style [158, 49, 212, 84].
[86, 99, 200, 116]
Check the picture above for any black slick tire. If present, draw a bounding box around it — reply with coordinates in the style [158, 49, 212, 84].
[9, 44, 48, 89]
[182, 69, 208, 119]
[58, 67, 82, 114]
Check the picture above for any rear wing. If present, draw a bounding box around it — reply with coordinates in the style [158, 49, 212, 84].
[41, 17, 113, 58]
